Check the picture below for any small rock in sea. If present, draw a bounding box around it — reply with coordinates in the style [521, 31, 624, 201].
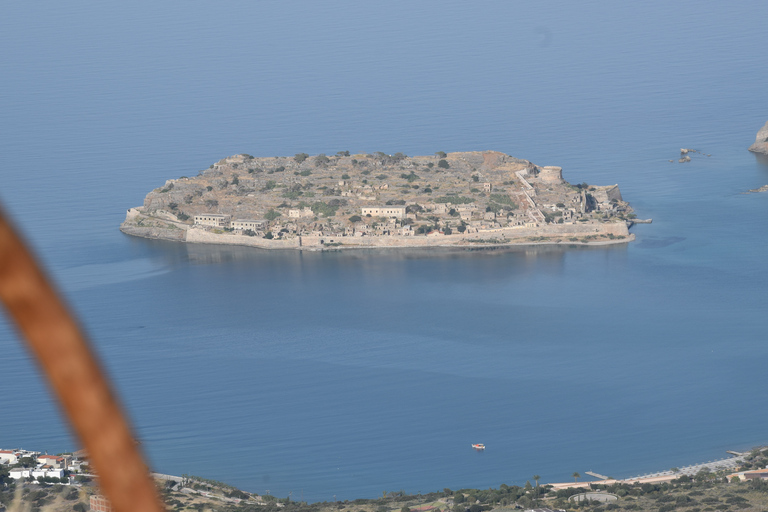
[679, 155, 691, 163]
[669, 159, 674, 162]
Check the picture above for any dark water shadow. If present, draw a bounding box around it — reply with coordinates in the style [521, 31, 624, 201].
[136, 238, 631, 266]
[753, 151, 768, 168]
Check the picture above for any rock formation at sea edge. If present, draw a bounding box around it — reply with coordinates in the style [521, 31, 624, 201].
[748, 120, 768, 155]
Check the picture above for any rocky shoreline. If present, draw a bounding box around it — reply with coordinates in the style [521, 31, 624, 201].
[749, 120, 768, 155]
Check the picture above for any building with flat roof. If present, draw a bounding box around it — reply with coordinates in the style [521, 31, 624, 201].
[32, 467, 65, 480]
[0, 450, 19, 465]
[37, 454, 68, 469]
[361, 206, 406, 219]
[194, 214, 231, 227]
[9, 468, 33, 480]
[231, 219, 266, 231]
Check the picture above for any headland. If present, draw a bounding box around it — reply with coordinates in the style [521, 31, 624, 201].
[749, 120, 768, 155]
[121, 151, 641, 250]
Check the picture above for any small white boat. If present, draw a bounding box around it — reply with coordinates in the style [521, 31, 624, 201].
[472, 443, 485, 451]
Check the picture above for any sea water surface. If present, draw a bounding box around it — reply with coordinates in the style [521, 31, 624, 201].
[1, 0, 768, 502]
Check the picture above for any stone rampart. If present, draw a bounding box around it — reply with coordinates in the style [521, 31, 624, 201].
[185, 227, 299, 248]
[592, 185, 623, 203]
[539, 166, 563, 183]
[186, 221, 630, 249]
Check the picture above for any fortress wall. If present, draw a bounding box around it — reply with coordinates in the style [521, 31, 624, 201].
[300, 235, 454, 248]
[593, 185, 623, 203]
[605, 185, 623, 202]
[532, 221, 629, 237]
[539, 166, 564, 183]
[185, 227, 299, 248]
[259, 222, 629, 249]
[120, 224, 186, 241]
[148, 217, 630, 250]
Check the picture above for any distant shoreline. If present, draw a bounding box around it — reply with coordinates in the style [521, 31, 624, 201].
[548, 451, 749, 491]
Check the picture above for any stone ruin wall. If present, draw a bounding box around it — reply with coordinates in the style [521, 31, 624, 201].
[539, 166, 563, 183]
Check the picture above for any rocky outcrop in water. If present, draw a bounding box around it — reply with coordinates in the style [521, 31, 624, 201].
[748, 120, 768, 155]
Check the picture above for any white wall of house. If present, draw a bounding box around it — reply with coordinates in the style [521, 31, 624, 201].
[32, 468, 65, 479]
[194, 214, 231, 227]
[0, 451, 19, 464]
[361, 207, 406, 219]
[9, 468, 32, 480]
[231, 220, 265, 230]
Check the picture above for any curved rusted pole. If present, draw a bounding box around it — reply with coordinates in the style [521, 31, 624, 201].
[0, 208, 163, 512]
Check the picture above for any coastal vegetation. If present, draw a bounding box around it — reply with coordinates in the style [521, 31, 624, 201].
[4, 448, 768, 511]
[156, 465, 768, 512]
[5, 474, 768, 512]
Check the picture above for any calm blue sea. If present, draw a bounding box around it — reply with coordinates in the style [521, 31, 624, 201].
[1, 0, 768, 502]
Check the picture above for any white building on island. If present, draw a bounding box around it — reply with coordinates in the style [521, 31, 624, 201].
[194, 214, 231, 227]
[361, 206, 406, 219]
[231, 219, 266, 231]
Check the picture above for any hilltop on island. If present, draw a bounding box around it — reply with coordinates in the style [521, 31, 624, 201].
[121, 151, 639, 250]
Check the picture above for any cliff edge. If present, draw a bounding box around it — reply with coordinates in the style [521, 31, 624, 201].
[749, 120, 768, 155]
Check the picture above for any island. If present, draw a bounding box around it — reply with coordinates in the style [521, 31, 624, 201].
[120, 151, 640, 250]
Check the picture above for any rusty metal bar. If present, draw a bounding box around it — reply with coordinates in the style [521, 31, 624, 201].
[0, 208, 163, 512]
